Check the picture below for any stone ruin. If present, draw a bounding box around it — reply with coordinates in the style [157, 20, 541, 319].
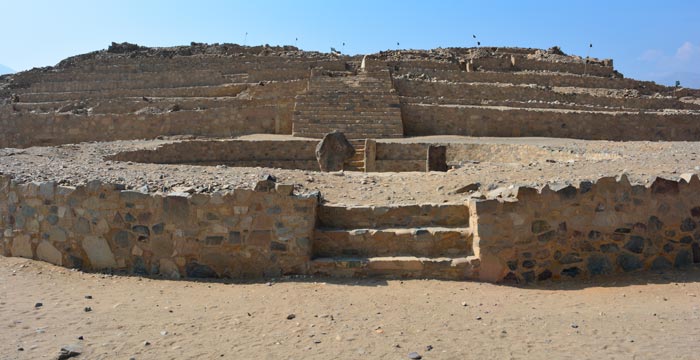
[1, 42, 700, 283]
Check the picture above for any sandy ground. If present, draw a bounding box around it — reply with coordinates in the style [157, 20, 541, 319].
[2, 135, 700, 206]
[1, 256, 700, 359]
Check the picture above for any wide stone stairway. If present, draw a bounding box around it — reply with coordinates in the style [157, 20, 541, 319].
[292, 69, 404, 139]
[310, 203, 480, 279]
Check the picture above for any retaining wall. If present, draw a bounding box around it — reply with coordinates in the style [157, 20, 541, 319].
[394, 79, 694, 110]
[472, 176, 700, 283]
[0, 176, 317, 278]
[0, 100, 294, 148]
[395, 70, 667, 94]
[2, 174, 700, 282]
[401, 104, 700, 141]
[107, 139, 320, 170]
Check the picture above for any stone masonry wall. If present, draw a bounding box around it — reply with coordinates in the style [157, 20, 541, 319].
[0, 175, 317, 278]
[395, 69, 667, 94]
[0, 100, 293, 148]
[401, 104, 700, 141]
[108, 139, 320, 170]
[471, 176, 700, 283]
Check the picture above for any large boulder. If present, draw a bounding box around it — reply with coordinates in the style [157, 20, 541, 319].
[315, 131, 355, 172]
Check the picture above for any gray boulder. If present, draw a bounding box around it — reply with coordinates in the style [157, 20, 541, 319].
[315, 131, 355, 172]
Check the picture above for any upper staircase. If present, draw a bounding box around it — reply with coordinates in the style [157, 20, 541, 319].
[292, 69, 404, 139]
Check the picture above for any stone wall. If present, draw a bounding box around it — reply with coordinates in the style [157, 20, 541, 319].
[374, 143, 429, 172]
[395, 70, 667, 94]
[394, 79, 696, 110]
[401, 104, 700, 141]
[4, 173, 700, 283]
[471, 176, 700, 283]
[0, 175, 317, 278]
[0, 100, 294, 148]
[107, 139, 320, 170]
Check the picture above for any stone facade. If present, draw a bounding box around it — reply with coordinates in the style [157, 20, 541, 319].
[0, 175, 317, 278]
[107, 139, 320, 170]
[472, 175, 700, 283]
[2, 44, 699, 148]
[2, 173, 700, 282]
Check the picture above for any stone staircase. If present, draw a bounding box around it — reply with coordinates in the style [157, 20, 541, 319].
[292, 69, 405, 139]
[310, 203, 480, 279]
[343, 139, 366, 172]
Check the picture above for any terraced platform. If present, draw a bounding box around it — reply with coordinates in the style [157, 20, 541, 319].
[2, 43, 699, 149]
[1, 43, 700, 283]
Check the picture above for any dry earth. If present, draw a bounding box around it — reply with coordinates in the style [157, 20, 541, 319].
[1, 135, 700, 206]
[1, 256, 699, 359]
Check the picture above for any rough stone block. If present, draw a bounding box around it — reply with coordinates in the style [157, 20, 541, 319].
[11, 234, 33, 258]
[82, 236, 117, 269]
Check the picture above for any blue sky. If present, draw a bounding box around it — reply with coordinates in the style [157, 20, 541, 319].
[1, 0, 698, 87]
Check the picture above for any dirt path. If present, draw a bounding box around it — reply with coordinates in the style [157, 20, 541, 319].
[1, 256, 699, 359]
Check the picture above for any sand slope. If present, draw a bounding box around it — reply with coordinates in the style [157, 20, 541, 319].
[1, 256, 699, 359]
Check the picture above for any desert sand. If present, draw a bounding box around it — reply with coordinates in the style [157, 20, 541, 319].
[1, 256, 699, 359]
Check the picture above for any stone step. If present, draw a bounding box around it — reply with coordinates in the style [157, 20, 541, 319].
[314, 227, 473, 258]
[347, 153, 364, 162]
[318, 204, 470, 228]
[292, 69, 404, 140]
[294, 109, 402, 115]
[309, 256, 480, 279]
[293, 119, 402, 125]
[297, 95, 399, 102]
[345, 160, 365, 167]
[295, 104, 400, 111]
[294, 125, 399, 132]
[293, 132, 401, 140]
[294, 112, 401, 118]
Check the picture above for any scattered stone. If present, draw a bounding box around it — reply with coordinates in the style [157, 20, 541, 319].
[254, 174, 277, 192]
[84, 295, 92, 299]
[287, 314, 296, 320]
[84, 306, 92, 312]
[408, 351, 422, 359]
[451, 183, 480, 194]
[57, 345, 81, 360]
[35, 302, 43, 308]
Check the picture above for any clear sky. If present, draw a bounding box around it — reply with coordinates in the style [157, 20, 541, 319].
[1, 0, 699, 87]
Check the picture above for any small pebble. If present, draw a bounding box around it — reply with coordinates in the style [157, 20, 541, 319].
[84, 307, 92, 312]
[35, 302, 43, 308]
[408, 351, 422, 359]
[84, 295, 92, 299]
[77, 336, 84, 340]
[425, 345, 433, 351]
[287, 314, 296, 320]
